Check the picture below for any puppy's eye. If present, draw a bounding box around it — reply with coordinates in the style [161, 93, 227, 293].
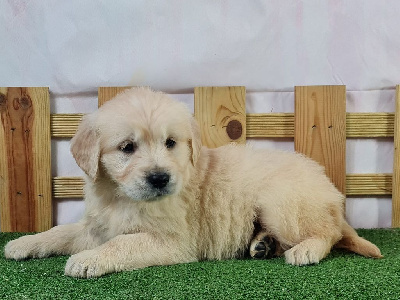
[165, 138, 176, 149]
[119, 141, 136, 154]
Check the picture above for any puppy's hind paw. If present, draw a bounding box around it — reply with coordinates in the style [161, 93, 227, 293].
[249, 233, 279, 259]
[284, 239, 331, 266]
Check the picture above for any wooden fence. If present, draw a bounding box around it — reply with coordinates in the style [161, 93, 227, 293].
[0, 85, 399, 232]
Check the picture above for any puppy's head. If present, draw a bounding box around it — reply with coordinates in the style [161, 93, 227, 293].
[71, 87, 202, 201]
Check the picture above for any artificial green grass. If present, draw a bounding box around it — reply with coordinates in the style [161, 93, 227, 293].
[1, 229, 400, 299]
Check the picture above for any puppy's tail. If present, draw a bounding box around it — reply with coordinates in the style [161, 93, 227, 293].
[334, 222, 383, 258]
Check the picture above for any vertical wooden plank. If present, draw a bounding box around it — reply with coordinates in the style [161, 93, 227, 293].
[98, 87, 131, 107]
[294, 85, 346, 194]
[0, 89, 9, 231]
[194, 86, 246, 148]
[392, 85, 400, 228]
[33, 88, 52, 232]
[0, 87, 52, 232]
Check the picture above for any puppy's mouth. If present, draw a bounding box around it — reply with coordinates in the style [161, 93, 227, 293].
[146, 187, 173, 201]
[137, 185, 175, 201]
[119, 171, 178, 201]
[119, 185, 175, 201]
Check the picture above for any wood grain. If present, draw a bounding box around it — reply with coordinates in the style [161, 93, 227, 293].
[247, 112, 395, 138]
[0, 90, 9, 231]
[51, 113, 84, 138]
[51, 173, 392, 199]
[49, 112, 395, 139]
[98, 87, 131, 106]
[52, 177, 85, 198]
[246, 113, 294, 138]
[0, 87, 52, 232]
[346, 113, 394, 138]
[393, 85, 400, 227]
[194, 86, 246, 148]
[295, 86, 347, 194]
[346, 173, 392, 196]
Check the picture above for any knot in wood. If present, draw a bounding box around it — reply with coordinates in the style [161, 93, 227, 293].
[13, 95, 32, 110]
[19, 95, 32, 109]
[226, 120, 243, 140]
[0, 93, 6, 110]
[0, 93, 5, 104]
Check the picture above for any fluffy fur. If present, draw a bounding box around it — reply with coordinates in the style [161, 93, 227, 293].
[4, 87, 382, 278]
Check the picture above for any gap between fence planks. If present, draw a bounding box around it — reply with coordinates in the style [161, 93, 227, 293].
[0, 87, 52, 232]
[392, 85, 400, 227]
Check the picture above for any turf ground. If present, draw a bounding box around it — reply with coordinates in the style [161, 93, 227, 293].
[1, 229, 399, 299]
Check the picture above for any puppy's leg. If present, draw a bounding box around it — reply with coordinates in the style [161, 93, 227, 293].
[255, 208, 340, 265]
[284, 238, 334, 266]
[335, 221, 382, 258]
[4, 222, 99, 260]
[65, 233, 191, 278]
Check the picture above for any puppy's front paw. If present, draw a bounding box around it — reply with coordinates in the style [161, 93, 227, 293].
[65, 250, 110, 278]
[5, 235, 40, 260]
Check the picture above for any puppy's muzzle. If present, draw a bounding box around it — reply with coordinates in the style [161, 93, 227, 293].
[146, 172, 170, 190]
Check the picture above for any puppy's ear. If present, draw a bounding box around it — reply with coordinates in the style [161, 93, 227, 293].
[189, 117, 202, 166]
[70, 114, 100, 180]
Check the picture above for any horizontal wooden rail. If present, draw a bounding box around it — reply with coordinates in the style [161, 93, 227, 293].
[346, 174, 392, 196]
[246, 113, 294, 138]
[52, 177, 85, 198]
[52, 174, 392, 199]
[246, 113, 394, 138]
[50, 114, 84, 138]
[50, 113, 395, 139]
[346, 113, 395, 138]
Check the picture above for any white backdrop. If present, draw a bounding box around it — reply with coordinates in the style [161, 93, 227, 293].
[1, 1, 400, 228]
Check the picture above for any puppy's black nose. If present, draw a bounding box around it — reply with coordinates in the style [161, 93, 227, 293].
[146, 172, 170, 189]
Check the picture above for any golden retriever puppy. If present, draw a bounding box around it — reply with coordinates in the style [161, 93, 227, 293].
[4, 87, 382, 278]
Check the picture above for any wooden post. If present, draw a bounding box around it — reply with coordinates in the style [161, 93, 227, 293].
[0, 87, 52, 232]
[392, 85, 400, 227]
[194, 86, 246, 148]
[294, 85, 347, 194]
[98, 87, 131, 107]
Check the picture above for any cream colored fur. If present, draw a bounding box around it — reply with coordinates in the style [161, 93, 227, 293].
[4, 87, 382, 278]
